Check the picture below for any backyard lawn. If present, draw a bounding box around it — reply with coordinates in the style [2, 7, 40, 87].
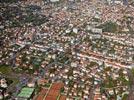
[0, 65, 12, 75]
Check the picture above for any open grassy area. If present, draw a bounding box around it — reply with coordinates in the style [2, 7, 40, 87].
[0, 65, 12, 75]
[12, 78, 19, 85]
[0, 65, 19, 85]
[97, 21, 118, 33]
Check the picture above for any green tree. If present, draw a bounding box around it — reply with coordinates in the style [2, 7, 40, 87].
[98, 21, 118, 33]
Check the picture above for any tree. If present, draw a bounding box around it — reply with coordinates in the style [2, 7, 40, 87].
[98, 21, 118, 33]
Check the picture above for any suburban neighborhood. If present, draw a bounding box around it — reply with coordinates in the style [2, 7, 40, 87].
[0, 0, 134, 100]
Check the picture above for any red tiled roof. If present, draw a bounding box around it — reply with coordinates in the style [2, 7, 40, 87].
[94, 94, 101, 100]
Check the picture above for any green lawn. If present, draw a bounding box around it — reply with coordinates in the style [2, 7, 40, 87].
[97, 21, 118, 33]
[0, 65, 12, 75]
[0, 65, 19, 85]
[13, 78, 19, 84]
